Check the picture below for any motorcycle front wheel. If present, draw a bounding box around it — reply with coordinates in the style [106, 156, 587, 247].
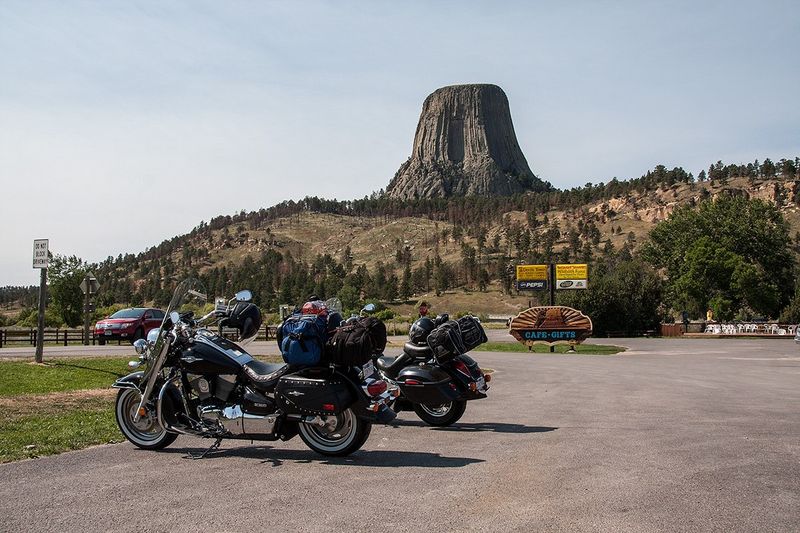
[298, 407, 371, 457]
[413, 400, 467, 427]
[115, 388, 178, 450]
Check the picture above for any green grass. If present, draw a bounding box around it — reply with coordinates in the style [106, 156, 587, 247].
[0, 354, 286, 462]
[0, 395, 121, 463]
[478, 342, 626, 355]
[0, 357, 130, 397]
[0, 355, 285, 397]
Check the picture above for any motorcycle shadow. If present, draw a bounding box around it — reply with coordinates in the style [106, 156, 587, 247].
[391, 419, 559, 434]
[162, 445, 485, 468]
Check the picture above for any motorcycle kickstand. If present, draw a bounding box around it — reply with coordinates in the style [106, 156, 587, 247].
[184, 437, 224, 460]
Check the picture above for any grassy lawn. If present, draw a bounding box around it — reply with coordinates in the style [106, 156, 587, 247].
[0, 393, 120, 463]
[0, 357, 134, 462]
[479, 342, 626, 355]
[0, 354, 284, 462]
[0, 358, 130, 397]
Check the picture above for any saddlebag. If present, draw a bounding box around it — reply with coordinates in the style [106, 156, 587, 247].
[457, 315, 488, 352]
[396, 364, 461, 405]
[426, 320, 466, 364]
[324, 317, 387, 366]
[275, 369, 354, 416]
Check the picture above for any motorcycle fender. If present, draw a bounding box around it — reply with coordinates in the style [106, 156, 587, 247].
[339, 370, 396, 423]
[156, 381, 185, 430]
[112, 371, 144, 390]
[446, 356, 488, 401]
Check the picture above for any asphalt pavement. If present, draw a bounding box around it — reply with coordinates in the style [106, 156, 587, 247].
[0, 328, 515, 359]
[1, 338, 799, 532]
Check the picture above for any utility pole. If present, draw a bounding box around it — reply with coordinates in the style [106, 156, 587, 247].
[83, 274, 91, 345]
[80, 273, 100, 346]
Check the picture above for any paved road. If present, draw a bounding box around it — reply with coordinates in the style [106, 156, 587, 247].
[0, 328, 518, 359]
[1, 338, 799, 532]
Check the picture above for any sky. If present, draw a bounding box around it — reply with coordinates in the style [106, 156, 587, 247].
[1, 0, 798, 286]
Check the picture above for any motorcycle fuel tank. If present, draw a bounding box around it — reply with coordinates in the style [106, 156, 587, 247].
[179, 333, 253, 375]
[396, 364, 461, 405]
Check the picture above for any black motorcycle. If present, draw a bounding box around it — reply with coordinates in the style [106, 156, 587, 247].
[372, 313, 491, 426]
[113, 279, 395, 457]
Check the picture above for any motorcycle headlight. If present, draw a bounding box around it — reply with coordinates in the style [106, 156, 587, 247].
[146, 328, 160, 345]
[133, 339, 148, 355]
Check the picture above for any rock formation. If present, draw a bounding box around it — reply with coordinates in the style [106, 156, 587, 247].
[385, 84, 547, 199]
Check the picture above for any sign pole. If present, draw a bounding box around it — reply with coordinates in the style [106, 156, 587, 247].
[35, 267, 47, 363]
[32, 239, 50, 363]
[548, 264, 555, 352]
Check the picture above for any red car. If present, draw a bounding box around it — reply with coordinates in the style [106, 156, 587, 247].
[94, 308, 165, 345]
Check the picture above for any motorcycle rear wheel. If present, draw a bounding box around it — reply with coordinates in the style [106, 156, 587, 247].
[115, 388, 178, 450]
[298, 408, 371, 457]
[413, 400, 467, 426]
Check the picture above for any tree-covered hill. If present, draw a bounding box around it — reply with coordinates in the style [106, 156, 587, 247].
[4, 156, 800, 332]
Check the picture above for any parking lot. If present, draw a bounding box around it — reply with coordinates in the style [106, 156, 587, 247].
[1, 337, 798, 532]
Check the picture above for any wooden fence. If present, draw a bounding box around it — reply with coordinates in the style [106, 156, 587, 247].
[0, 324, 281, 348]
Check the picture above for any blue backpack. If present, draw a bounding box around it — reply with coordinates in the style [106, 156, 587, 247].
[278, 314, 328, 365]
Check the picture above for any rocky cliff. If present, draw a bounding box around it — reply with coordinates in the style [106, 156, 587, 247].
[385, 84, 548, 199]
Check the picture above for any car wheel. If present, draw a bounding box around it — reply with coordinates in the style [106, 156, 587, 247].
[98, 337, 106, 346]
[131, 327, 144, 344]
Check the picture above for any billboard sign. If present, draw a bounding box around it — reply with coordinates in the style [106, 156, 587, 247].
[555, 263, 588, 289]
[516, 264, 548, 291]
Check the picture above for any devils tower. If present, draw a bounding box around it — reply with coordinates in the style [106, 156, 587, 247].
[385, 84, 547, 199]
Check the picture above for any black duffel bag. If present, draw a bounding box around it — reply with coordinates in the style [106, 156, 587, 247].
[426, 320, 466, 364]
[325, 317, 387, 366]
[457, 315, 488, 352]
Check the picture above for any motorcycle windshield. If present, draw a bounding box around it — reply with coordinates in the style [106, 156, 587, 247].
[163, 278, 208, 324]
[143, 279, 207, 379]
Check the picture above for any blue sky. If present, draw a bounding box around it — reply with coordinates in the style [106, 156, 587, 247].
[1, 1, 798, 285]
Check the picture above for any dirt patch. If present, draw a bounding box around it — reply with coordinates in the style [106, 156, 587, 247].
[0, 388, 115, 420]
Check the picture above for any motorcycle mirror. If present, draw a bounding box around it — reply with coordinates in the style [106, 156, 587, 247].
[234, 290, 252, 302]
[170, 311, 180, 325]
[363, 303, 376, 313]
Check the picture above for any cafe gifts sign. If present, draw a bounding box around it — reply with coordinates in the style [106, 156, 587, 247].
[509, 306, 593, 346]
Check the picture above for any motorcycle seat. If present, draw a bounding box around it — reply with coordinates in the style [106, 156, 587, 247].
[242, 360, 292, 391]
[403, 342, 432, 359]
[376, 352, 413, 375]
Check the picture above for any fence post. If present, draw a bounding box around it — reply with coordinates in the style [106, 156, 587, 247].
[64, 329, 68, 346]
[33, 329, 37, 347]
[0, 330, 3, 349]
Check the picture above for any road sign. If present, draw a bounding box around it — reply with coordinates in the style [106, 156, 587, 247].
[516, 264, 548, 281]
[33, 239, 49, 269]
[555, 263, 588, 289]
[80, 272, 101, 295]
